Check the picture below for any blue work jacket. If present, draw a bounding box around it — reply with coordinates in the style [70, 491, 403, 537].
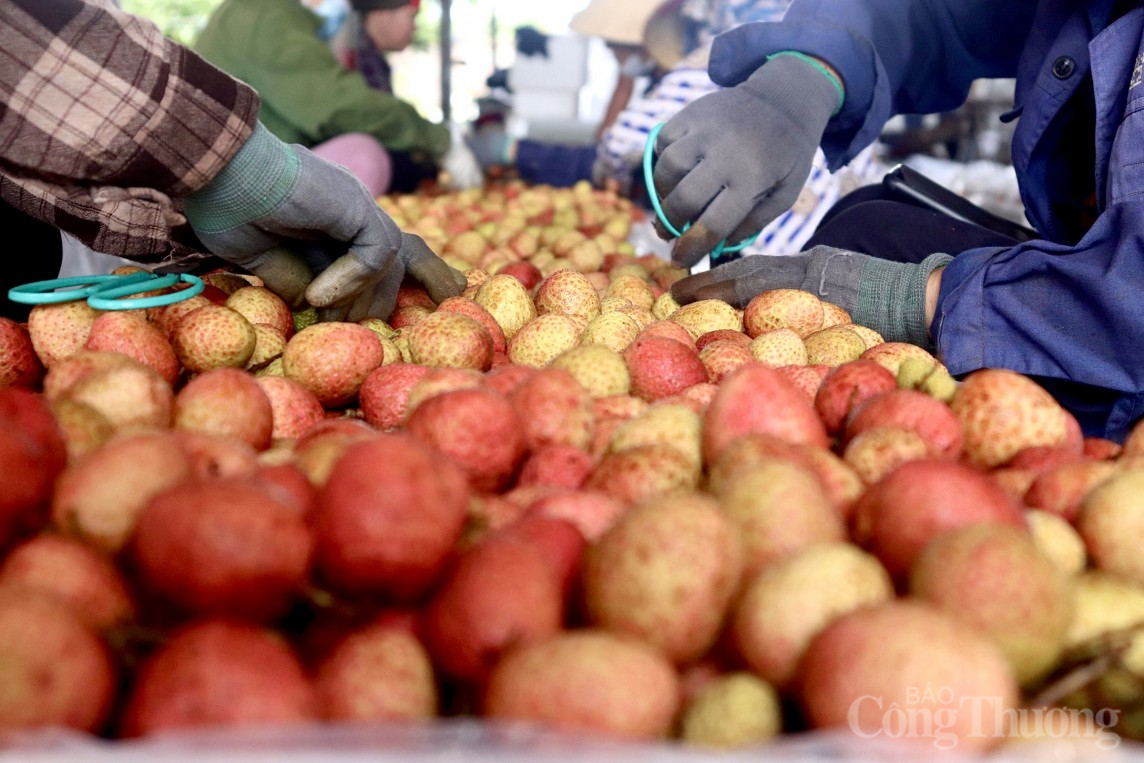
[707, 0, 1144, 440]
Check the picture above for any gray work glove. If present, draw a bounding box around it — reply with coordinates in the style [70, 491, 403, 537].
[304, 232, 465, 322]
[652, 53, 844, 268]
[184, 122, 465, 320]
[466, 124, 514, 171]
[671, 247, 954, 349]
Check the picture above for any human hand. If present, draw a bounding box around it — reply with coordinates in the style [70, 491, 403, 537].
[305, 232, 466, 322]
[651, 53, 843, 268]
[184, 123, 463, 319]
[465, 124, 513, 171]
[671, 247, 952, 348]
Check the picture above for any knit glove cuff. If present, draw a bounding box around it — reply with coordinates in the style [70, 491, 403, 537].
[185, 122, 299, 234]
[854, 252, 953, 348]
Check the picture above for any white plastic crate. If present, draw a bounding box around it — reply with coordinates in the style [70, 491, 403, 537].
[507, 34, 590, 93]
[511, 88, 583, 121]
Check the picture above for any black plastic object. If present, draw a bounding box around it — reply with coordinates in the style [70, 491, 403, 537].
[882, 163, 1039, 243]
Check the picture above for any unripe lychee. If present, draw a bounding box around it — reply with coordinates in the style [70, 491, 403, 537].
[606, 274, 655, 311]
[580, 311, 641, 354]
[680, 673, 782, 748]
[713, 459, 844, 577]
[27, 300, 99, 367]
[819, 301, 851, 328]
[651, 290, 681, 320]
[474, 273, 538, 341]
[534, 269, 602, 322]
[802, 325, 867, 367]
[742, 288, 822, 338]
[748, 327, 809, 368]
[245, 324, 287, 371]
[843, 425, 932, 484]
[225, 286, 294, 338]
[172, 304, 257, 373]
[1025, 509, 1087, 577]
[607, 402, 702, 473]
[732, 543, 892, 688]
[405, 311, 494, 370]
[669, 299, 742, 341]
[507, 314, 583, 368]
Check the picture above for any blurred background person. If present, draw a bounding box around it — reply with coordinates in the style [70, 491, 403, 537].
[194, 0, 481, 196]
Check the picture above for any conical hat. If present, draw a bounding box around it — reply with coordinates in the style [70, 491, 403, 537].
[570, 0, 687, 69]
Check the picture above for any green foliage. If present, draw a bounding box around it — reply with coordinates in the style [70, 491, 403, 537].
[119, 0, 223, 45]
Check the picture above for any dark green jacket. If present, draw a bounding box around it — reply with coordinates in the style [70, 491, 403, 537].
[195, 0, 449, 160]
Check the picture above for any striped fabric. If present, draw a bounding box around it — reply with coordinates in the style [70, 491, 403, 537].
[0, 0, 259, 266]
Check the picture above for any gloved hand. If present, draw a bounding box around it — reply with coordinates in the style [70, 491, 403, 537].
[466, 124, 515, 171]
[440, 123, 484, 190]
[184, 122, 464, 320]
[652, 52, 845, 268]
[305, 232, 467, 322]
[671, 247, 953, 348]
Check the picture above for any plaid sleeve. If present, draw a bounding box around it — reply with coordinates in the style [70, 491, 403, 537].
[0, 0, 260, 261]
[0, 0, 258, 194]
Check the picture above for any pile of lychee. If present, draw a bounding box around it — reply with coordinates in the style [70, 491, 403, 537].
[1, 179, 1143, 755]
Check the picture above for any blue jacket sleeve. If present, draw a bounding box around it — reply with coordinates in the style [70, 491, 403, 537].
[706, 0, 1037, 168]
[934, 201, 1144, 441]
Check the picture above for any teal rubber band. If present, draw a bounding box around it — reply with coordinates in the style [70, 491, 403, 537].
[8, 272, 203, 310]
[765, 50, 845, 116]
[641, 123, 760, 254]
[87, 273, 204, 311]
[8, 274, 128, 305]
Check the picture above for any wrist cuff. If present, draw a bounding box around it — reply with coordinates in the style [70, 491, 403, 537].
[766, 51, 845, 116]
[185, 122, 300, 234]
[855, 252, 953, 349]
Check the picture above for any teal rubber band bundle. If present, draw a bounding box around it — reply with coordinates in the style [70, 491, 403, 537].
[642, 122, 761, 265]
[8, 271, 204, 311]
